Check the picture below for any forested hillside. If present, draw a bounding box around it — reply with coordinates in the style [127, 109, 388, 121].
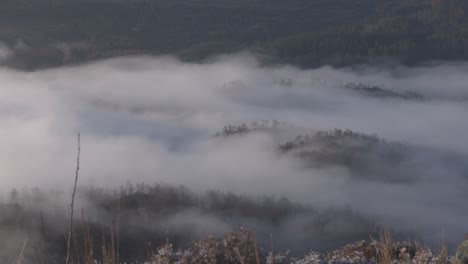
[0, 0, 467, 69]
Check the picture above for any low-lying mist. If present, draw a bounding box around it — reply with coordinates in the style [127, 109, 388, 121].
[1, 54, 467, 261]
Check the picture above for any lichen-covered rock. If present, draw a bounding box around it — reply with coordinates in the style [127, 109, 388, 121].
[455, 240, 468, 264]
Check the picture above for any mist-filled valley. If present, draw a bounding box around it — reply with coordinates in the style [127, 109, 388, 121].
[0, 54, 467, 263]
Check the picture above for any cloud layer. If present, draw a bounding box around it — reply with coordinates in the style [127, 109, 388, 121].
[1, 54, 467, 248]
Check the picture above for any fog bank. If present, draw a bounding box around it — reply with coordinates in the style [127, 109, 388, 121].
[1, 54, 467, 250]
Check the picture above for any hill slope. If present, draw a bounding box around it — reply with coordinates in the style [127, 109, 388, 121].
[1, 0, 467, 69]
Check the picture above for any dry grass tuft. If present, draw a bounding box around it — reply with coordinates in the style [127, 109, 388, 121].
[370, 226, 394, 264]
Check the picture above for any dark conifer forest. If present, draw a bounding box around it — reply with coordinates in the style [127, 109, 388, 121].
[1, 0, 468, 69]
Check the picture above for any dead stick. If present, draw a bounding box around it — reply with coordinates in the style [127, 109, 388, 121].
[66, 133, 80, 264]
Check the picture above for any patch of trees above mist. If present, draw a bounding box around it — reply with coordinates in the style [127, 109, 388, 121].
[220, 123, 468, 184]
[343, 83, 424, 101]
[0, 0, 468, 69]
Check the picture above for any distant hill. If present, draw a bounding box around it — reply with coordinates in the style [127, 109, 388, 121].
[0, 0, 467, 69]
[221, 124, 468, 184]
